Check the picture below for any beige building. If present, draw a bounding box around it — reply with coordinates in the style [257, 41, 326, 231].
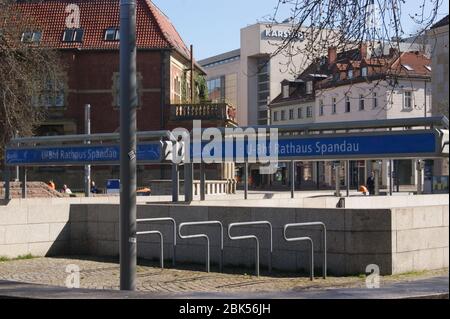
[199, 23, 332, 126]
[427, 15, 449, 118]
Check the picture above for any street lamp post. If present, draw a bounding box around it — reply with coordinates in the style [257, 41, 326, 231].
[119, 0, 137, 291]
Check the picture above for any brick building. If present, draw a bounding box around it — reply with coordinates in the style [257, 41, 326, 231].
[13, 0, 236, 190]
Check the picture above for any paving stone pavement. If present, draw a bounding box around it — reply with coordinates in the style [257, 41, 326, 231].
[0, 257, 447, 294]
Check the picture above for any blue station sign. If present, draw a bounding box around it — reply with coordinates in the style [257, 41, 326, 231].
[6, 143, 162, 166]
[193, 130, 439, 162]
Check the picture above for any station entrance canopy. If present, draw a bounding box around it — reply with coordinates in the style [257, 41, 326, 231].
[4, 116, 449, 167]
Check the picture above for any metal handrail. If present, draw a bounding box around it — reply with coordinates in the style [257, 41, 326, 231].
[136, 230, 164, 269]
[228, 221, 273, 277]
[178, 221, 224, 273]
[284, 222, 327, 280]
[9, 130, 174, 145]
[137, 218, 177, 266]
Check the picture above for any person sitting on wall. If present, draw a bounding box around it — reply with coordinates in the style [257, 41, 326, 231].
[47, 180, 56, 190]
[90, 181, 100, 194]
[366, 171, 376, 195]
[62, 184, 72, 194]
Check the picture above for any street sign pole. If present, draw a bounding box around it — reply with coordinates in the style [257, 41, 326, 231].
[84, 104, 91, 198]
[119, 0, 137, 291]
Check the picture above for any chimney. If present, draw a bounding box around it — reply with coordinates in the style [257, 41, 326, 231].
[328, 47, 337, 64]
[389, 47, 399, 57]
[359, 43, 367, 60]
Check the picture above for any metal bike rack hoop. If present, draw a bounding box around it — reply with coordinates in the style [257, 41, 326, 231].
[137, 218, 177, 266]
[283, 222, 327, 280]
[178, 221, 224, 273]
[227, 221, 273, 277]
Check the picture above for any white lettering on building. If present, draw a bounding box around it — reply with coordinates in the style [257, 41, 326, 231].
[263, 29, 305, 41]
[65, 4, 80, 29]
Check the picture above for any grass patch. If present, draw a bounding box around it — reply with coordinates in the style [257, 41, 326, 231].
[0, 254, 36, 262]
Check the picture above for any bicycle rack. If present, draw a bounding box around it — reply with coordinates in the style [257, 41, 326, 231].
[178, 221, 224, 273]
[227, 221, 273, 277]
[283, 222, 327, 281]
[136, 230, 164, 269]
[136, 218, 177, 267]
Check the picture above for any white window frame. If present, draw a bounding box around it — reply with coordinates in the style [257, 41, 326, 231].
[319, 99, 324, 116]
[283, 85, 289, 98]
[306, 81, 313, 94]
[359, 94, 365, 111]
[372, 92, 378, 109]
[332, 97, 337, 114]
[404, 91, 413, 110]
[306, 106, 313, 118]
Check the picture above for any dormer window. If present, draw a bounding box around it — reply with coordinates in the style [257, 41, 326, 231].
[361, 67, 368, 77]
[402, 64, 414, 71]
[62, 28, 84, 42]
[306, 81, 313, 94]
[104, 28, 120, 41]
[21, 31, 42, 44]
[282, 85, 289, 98]
[347, 69, 353, 79]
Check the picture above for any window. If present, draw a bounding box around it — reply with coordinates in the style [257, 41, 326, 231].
[33, 79, 65, 108]
[306, 106, 313, 118]
[359, 94, 365, 111]
[306, 81, 313, 94]
[298, 107, 303, 119]
[402, 64, 414, 71]
[345, 96, 351, 112]
[289, 109, 294, 120]
[404, 91, 413, 110]
[280, 110, 286, 121]
[273, 111, 278, 122]
[207, 76, 225, 103]
[372, 92, 378, 108]
[319, 99, 324, 116]
[283, 85, 289, 98]
[62, 28, 84, 42]
[104, 28, 120, 41]
[347, 69, 353, 79]
[332, 97, 337, 114]
[361, 67, 368, 77]
[173, 76, 181, 103]
[21, 31, 42, 44]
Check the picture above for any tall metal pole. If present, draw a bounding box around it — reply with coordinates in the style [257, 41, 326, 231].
[346, 160, 350, 197]
[3, 158, 10, 200]
[84, 104, 91, 198]
[190, 45, 194, 103]
[119, 0, 137, 291]
[244, 162, 248, 200]
[290, 160, 295, 199]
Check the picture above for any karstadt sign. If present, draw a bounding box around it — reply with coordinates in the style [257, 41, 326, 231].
[262, 28, 305, 41]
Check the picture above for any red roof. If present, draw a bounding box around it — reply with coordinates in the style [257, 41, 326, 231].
[14, 0, 191, 59]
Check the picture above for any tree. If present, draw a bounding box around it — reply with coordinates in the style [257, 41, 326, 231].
[265, 0, 444, 72]
[0, 0, 63, 162]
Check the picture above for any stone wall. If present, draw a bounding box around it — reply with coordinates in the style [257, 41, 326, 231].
[1, 198, 448, 276]
[71, 203, 449, 275]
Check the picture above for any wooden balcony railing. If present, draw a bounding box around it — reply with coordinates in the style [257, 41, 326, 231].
[170, 103, 237, 123]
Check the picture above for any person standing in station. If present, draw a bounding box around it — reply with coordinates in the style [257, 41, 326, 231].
[366, 171, 376, 195]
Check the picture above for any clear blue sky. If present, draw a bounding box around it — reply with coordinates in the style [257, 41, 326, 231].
[152, 0, 449, 60]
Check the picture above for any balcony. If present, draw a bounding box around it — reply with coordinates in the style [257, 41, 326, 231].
[170, 103, 237, 125]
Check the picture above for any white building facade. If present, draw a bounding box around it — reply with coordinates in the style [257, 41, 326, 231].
[199, 23, 331, 126]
